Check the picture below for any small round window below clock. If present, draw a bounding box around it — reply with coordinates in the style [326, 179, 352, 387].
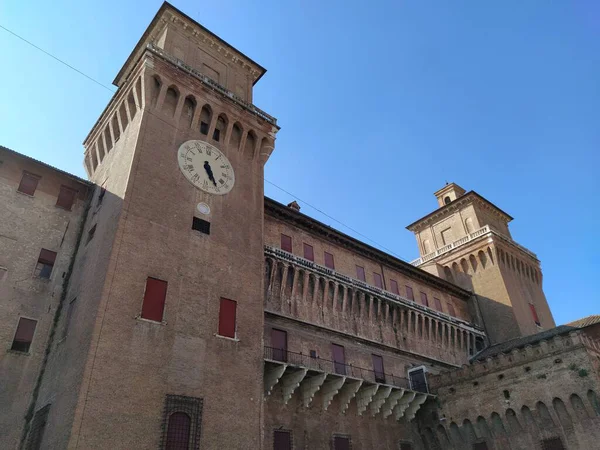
[197, 203, 210, 215]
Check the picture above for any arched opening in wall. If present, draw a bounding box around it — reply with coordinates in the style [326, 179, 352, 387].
[510, 255, 516, 271]
[199, 104, 212, 135]
[285, 266, 294, 297]
[127, 90, 137, 119]
[96, 139, 105, 162]
[423, 239, 432, 254]
[569, 394, 589, 419]
[465, 217, 474, 233]
[437, 425, 450, 446]
[588, 390, 600, 415]
[213, 114, 228, 142]
[452, 262, 460, 274]
[460, 259, 469, 274]
[444, 196, 451, 205]
[476, 416, 491, 439]
[119, 102, 129, 130]
[230, 122, 243, 150]
[244, 130, 256, 157]
[165, 412, 191, 449]
[448, 422, 462, 446]
[134, 77, 143, 109]
[182, 96, 196, 128]
[499, 249, 505, 265]
[443, 266, 453, 283]
[90, 150, 98, 171]
[265, 259, 273, 287]
[521, 405, 537, 429]
[151, 75, 162, 107]
[104, 127, 112, 153]
[417, 315, 423, 339]
[296, 270, 305, 298]
[469, 254, 478, 273]
[423, 427, 440, 450]
[505, 408, 522, 433]
[487, 247, 494, 264]
[490, 412, 506, 437]
[164, 86, 179, 117]
[450, 327, 456, 347]
[552, 398, 572, 428]
[111, 115, 121, 143]
[536, 401, 555, 428]
[478, 250, 487, 269]
[462, 419, 477, 443]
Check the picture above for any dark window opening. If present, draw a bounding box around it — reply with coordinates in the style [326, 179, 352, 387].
[372, 354, 385, 383]
[218, 298, 236, 338]
[141, 277, 167, 322]
[18, 171, 40, 196]
[390, 279, 399, 295]
[192, 217, 210, 235]
[200, 121, 209, 135]
[400, 444, 413, 450]
[332, 344, 346, 375]
[303, 243, 314, 261]
[373, 272, 383, 289]
[273, 430, 292, 450]
[87, 224, 97, 245]
[472, 442, 489, 450]
[56, 185, 77, 210]
[165, 412, 191, 450]
[356, 265, 366, 282]
[160, 395, 203, 450]
[475, 337, 485, 352]
[409, 367, 428, 393]
[34, 249, 57, 279]
[405, 286, 414, 301]
[271, 329, 287, 362]
[281, 234, 292, 253]
[541, 437, 565, 450]
[212, 128, 220, 142]
[309, 350, 317, 358]
[444, 196, 451, 205]
[324, 252, 335, 270]
[333, 436, 350, 450]
[503, 390, 510, 399]
[11, 317, 37, 353]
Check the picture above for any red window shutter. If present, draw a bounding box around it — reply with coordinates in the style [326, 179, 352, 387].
[373, 273, 383, 288]
[405, 286, 414, 301]
[18, 172, 40, 196]
[280, 234, 292, 253]
[334, 436, 350, 450]
[56, 185, 77, 210]
[38, 249, 57, 265]
[273, 430, 291, 450]
[303, 243, 314, 261]
[447, 303, 456, 317]
[219, 298, 237, 338]
[434, 298, 442, 311]
[390, 279, 399, 295]
[324, 252, 335, 269]
[141, 277, 167, 322]
[530, 303, 541, 325]
[11, 317, 37, 352]
[420, 292, 429, 307]
[356, 266, 366, 281]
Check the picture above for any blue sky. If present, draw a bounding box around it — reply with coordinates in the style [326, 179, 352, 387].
[1, 1, 598, 324]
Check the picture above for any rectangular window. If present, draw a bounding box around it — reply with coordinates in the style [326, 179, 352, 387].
[218, 298, 237, 338]
[333, 436, 351, 450]
[408, 367, 428, 393]
[356, 265, 366, 282]
[530, 303, 541, 326]
[17, 171, 40, 196]
[390, 279, 399, 295]
[62, 297, 77, 340]
[161, 394, 203, 450]
[324, 252, 335, 270]
[420, 292, 429, 307]
[405, 286, 414, 301]
[141, 277, 167, 322]
[273, 430, 292, 450]
[373, 272, 383, 289]
[447, 302, 456, 317]
[271, 328, 287, 362]
[192, 217, 211, 234]
[303, 243, 314, 261]
[56, 185, 77, 210]
[11, 317, 37, 352]
[332, 343, 346, 375]
[309, 350, 317, 358]
[434, 297, 443, 311]
[34, 249, 57, 279]
[372, 354, 385, 383]
[281, 234, 292, 253]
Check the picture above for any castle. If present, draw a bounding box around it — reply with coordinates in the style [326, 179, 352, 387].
[0, 3, 598, 449]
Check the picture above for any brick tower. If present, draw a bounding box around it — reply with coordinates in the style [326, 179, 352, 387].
[29, 3, 279, 449]
[406, 183, 554, 344]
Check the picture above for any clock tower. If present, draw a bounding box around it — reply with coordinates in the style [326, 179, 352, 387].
[33, 3, 278, 449]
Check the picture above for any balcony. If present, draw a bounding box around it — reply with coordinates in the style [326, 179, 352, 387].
[263, 347, 431, 422]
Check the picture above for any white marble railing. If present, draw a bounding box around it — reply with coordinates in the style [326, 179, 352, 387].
[410, 226, 538, 266]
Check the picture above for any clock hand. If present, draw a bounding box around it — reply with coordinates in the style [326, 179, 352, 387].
[203, 161, 217, 186]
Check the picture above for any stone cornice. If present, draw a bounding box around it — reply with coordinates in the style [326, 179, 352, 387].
[114, 2, 266, 87]
[264, 197, 472, 300]
[406, 191, 513, 233]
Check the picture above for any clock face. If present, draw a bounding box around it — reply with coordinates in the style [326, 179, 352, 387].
[177, 140, 235, 195]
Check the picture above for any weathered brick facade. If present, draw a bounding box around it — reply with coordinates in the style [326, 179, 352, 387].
[0, 3, 598, 450]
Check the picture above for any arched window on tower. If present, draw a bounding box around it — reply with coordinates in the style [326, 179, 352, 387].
[230, 122, 243, 150]
[199, 105, 212, 135]
[165, 412, 191, 450]
[444, 196, 451, 205]
[213, 114, 228, 142]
